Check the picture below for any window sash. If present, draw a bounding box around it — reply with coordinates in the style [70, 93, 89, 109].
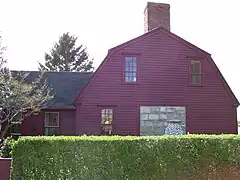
[45, 112, 59, 127]
[191, 74, 201, 84]
[125, 57, 137, 82]
[101, 109, 113, 125]
[191, 60, 201, 74]
[101, 109, 113, 135]
[190, 60, 201, 84]
[125, 72, 137, 82]
[10, 124, 21, 134]
[45, 127, 59, 136]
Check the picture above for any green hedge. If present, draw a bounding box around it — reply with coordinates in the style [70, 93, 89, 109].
[11, 135, 240, 180]
[0, 136, 16, 158]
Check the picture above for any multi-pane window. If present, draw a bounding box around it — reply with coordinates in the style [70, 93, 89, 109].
[125, 57, 137, 82]
[10, 124, 21, 136]
[10, 112, 23, 136]
[45, 112, 59, 136]
[190, 60, 201, 85]
[101, 109, 113, 135]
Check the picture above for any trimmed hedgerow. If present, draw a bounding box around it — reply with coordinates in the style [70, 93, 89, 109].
[11, 135, 240, 180]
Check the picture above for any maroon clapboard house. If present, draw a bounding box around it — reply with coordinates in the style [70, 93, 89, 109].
[9, 2, 239, 137]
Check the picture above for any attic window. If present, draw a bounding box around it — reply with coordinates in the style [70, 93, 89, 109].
[190, 60, 201, 85]
[125, 57, 137, 82]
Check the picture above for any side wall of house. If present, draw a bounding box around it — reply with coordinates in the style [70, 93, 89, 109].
[76, 30, 237, 135]
[0, 158, 11, 180]
[21, 109, 76, 135]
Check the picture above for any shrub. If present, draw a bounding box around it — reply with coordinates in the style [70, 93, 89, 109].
[11, 135, 240, 180]
[0, 136, 16, 158]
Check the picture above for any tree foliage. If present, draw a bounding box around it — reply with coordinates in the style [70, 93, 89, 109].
[38, 32, 94, 72]
[0, 34, 7, 73]
[0, 35, 54, 140]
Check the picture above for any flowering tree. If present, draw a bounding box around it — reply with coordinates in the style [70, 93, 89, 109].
[0, 35, 53, 139]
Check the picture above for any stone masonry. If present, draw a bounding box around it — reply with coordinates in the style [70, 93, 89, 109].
[140, 106, 186, 135]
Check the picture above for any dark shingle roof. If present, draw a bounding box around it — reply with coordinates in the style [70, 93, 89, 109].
[12, 71, 93, 109]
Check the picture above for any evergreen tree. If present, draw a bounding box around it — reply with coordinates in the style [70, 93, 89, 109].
[39, 32, 94, 72]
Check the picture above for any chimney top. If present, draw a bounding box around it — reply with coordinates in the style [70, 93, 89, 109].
[144, 2, 171, 33]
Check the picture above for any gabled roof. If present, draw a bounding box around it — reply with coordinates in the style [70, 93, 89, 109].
[13, 71, 93, 109]
[76, 26, 239, 106]
[108, 26, 211, 56]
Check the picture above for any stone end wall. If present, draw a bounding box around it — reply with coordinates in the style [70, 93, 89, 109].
[140, 106, 186, 135]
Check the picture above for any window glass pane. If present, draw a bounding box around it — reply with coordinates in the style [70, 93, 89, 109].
[195, 63, 201, 73]
[132, 72, 137, 81]
[125, 57, 137, 82]
[101, 108, 113, 135]
[129, 65, 132, 72]
[125, 76, 131, 82]
[125, 72, 137, 82]
[45, 127, 59, 136]
[101, 118, 106, 124]
[132, 58, 136, 65]
[125, 57, 132, 65]
[132, 66, 136, 72]
[101, 109, 113, 124]
[192, 74, 201, 84]
[191, 60, 201, 74]
[106, 109, 113, 114]
[101, 113, 106, 119]
[11, 124, 21, 134]
[133, 77, 137, 82]
[125, 72, 131, 76]
[45, 112, 59, 127]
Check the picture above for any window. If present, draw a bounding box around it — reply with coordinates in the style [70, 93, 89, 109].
[190, 60, 201, 85]
[10, 112, 23, 136]
[101, 109, 113, 135]
[10, 124, 21, 136]
[45, 112, 59, 136]
[125, 57, 137, 82]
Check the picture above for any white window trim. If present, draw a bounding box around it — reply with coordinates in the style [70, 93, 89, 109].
[44, 112, 60, 128]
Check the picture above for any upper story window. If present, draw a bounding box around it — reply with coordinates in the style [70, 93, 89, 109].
[125, 57, 137, 83]
[190, 60, 201, 85]
[101, 109, 113, 135]
[45, 112, 59, 136]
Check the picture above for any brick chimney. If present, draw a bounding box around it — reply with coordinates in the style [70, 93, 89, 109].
[144, 2, 170, 33]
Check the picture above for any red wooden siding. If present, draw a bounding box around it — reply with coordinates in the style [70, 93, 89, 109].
[21, 112, 44, 136]
[0, 158, 11, 180]
[21, 109, 76, 136]
[76, 29, 238, 135]
[58, 110, 76, 135]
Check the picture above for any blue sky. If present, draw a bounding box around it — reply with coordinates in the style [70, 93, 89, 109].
[1, 0, 240, 116]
